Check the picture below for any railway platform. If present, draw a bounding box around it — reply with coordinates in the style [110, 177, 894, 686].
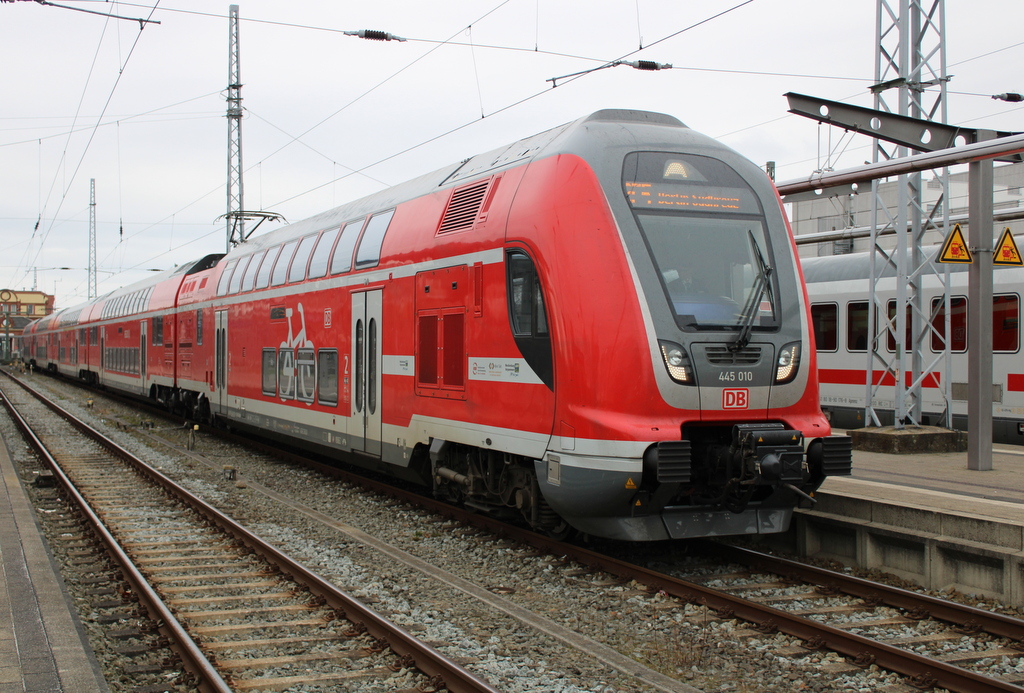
[780, 435, 1024, 606]
[0, 435, 108, 693]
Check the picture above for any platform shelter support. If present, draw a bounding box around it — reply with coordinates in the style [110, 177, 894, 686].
[967, 142, 995, 471]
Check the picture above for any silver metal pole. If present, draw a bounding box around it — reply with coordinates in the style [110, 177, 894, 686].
[967, 146, 994, 471]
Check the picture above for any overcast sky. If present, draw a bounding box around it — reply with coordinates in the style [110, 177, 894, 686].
[2, 0, 1021, 310]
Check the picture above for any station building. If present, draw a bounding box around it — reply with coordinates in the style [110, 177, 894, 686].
[1, 289, 55, 360]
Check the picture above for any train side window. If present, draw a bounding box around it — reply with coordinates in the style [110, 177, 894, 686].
[271, 240, 300, 287]
[506, 249, 553, 389]
[288, 234, 319, 283]
[152, 316, 164, 346]
[296, 347, 316, 402]
[216, 259, 238, 297]
[308, 228, 340, 280]
[810, 303, 837, 351]
[330, 220, 364, 275]
[278, 348, 295, 399]
[229, 255, 251, 294]
[847, 301, 870, 352]
[885, 300, 912, 352]
[317, 350, 338, 406]
[262, 348, 277, 396]
[255, 246, 281, 289]
[355, 209, 396, 269]
[994, 294, 1020, 352]
[930, 296, 967, 352]
[240, 249, 267, 292]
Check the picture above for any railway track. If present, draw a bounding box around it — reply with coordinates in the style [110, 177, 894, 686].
[0, 373, 500, 693]
[10, 368, 1024, 692]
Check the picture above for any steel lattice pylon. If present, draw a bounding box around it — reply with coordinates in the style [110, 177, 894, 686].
[89, 178, 97, 300]
[225, 4, 244, 251]
[865, 0, 953, 430]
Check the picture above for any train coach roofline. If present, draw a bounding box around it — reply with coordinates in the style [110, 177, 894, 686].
[222, 108, 686, 255]
[797, 246, 1012, 283]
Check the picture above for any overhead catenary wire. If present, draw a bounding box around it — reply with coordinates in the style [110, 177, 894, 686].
[16, 1, 161, 289]
[8, 1, 1023, 305]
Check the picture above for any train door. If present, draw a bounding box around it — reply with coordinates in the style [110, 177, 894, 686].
[351, 290, 383, 456]
[215, 310, 228, 412]
[140, 320, 147, 390]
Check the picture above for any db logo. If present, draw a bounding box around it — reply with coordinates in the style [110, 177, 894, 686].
[722, 388, 749, 409]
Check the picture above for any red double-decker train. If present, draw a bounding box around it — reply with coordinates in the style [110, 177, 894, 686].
[19, 109, 851, 541]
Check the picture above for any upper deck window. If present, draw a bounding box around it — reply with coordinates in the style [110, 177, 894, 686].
[271, 240, 300, 287]
[288, 234, 319, 283]
[308, 227, 340, 279]
[240, 250, 266, 292]
[216, 260, 238, 297]
[255, 247, 280, 290]
[355, 210, 396, 269]
[330, 220, 364, 275]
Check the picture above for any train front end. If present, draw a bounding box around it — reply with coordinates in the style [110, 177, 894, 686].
[523, 111, 852, 541]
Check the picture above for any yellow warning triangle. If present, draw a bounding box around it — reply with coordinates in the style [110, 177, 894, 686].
[994, 228, 1023, 266]
[938, 224, 972, 264]
[625, 478, 637, 489]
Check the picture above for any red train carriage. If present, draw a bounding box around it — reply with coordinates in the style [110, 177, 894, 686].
[24, 110, 851, 541]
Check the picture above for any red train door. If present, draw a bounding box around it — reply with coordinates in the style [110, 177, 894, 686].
[215, 310, 228, 413]
[140, 320, 147, 392]
[352, 290, 382, 456]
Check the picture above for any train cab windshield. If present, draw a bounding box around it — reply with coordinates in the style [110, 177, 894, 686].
[623, 152, 780, 332]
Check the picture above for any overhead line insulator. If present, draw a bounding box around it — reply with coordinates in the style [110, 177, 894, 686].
[345, 29, 407, 42]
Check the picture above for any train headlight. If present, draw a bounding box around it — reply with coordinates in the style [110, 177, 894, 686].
[659, 340, 694, 385]
[774, 342, 801, 384]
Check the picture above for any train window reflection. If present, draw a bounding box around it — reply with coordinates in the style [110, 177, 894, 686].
[271, 240, 299, 287]
[262, 348, 277, 396]
[355, 209, 396, 269]
[847, 301, 870, 352]
[288, 235, 318, 284]
[994, 294, 1019, 352]
[308, 228, 340, 279]
[930, 296, 967, 352]
[255, 247, 280, 289]
[330, 220, 364, 275]
[811, 303, 837, 351]
[317, 350, 338, 406]
[885, 300, 911, 352]
[638, 214, 776, 330]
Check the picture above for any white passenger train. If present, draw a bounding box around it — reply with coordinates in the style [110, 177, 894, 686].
[802, 250, 1024, 444]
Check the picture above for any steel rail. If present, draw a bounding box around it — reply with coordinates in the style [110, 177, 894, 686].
[20, 370, 1024, 692]
[1, 371, 502, 693]
[0, 386, 233, 693]
[712, 542, 1024, 642]
[259, 443, 1024, 693]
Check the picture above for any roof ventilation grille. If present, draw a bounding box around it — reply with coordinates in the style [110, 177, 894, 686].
[438, 180, 490, 234]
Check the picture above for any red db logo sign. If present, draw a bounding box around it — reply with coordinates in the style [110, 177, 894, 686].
[722, 388, 749, 409]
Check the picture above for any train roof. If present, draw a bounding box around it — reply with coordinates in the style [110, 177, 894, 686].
[801, 246, 1024, 284]
[226, 109, 692, 258]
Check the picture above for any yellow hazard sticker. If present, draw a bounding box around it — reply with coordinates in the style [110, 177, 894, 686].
[938, 224, 972, 264]
[995, 228, 1023, 266]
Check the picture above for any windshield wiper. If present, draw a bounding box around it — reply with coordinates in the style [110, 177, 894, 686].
[729, 231, 772, 352]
